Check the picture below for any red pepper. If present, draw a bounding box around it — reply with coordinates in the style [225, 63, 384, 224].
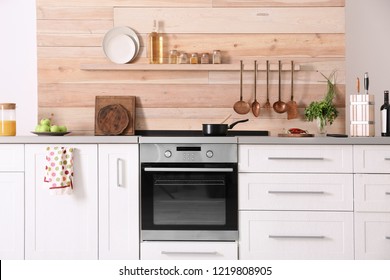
[288, 128, 307, 134]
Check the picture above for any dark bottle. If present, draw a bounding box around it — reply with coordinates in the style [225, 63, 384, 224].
[380, 90, 390, 136]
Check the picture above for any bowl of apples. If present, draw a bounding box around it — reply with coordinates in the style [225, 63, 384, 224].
[32, 118, 70, 136]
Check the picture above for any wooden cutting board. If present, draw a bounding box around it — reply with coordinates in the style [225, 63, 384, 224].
[95, 96, 136, 135]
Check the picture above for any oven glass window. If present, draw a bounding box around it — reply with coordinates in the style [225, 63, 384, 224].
[153, 173, 226, 225]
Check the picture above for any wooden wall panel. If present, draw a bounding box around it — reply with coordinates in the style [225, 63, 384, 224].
[115, 8, 345, 34]
[36, 1, 346, 136]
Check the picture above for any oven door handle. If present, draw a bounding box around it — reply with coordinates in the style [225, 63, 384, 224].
[144, 167, 234, 172]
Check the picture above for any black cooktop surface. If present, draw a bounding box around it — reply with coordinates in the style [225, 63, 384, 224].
[135, 130, 269, 137]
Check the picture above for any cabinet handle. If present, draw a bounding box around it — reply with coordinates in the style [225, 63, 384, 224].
[384, 158, 390, 161]
[386, 236, 390, 240]
[268, 190, 325, 195]
[161, 251, 218, 255]
[268, 157, 324, 161]
[117, 158, 124, 187]
[385, 192, 390, 195]
[269, 235, 325, 239]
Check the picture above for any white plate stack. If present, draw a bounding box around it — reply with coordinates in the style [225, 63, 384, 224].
[103, 26, 140, 64]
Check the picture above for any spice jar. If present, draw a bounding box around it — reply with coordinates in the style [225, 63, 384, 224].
[168, 50, 178, 64]
[201, 53, 210, 64]
[0, 103, 16, 136]
[212, 50, 221, 64]
[178, 52, 188, 64]
[190, 53, 199, 64]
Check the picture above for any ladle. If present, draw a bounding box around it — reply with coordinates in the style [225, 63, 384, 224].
[264, 60, 271, 109]
[251, 60, 261, 117]
[233, 60, 251, 115]
[273, 60, 287, 114]
[286, 60, 299, 119]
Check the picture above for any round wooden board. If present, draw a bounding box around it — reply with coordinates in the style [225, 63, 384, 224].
[97, 104, 129, 135]
[278, 133, 315, 137]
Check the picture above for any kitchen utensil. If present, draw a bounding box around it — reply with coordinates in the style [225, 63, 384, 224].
[97, 104, 129, 135]
[233, 61, 250, 114]
[220, 114, 232, 124]
[251, 60, 261, 117]
[202, 119, 249, 136]
[273, 60, 287, 114]
[264, 60, 271, 109]
[104, 34, 136, 64]
[286, 60, 298, 119]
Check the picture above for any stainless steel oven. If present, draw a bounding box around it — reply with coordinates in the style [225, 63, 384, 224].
[140, 142, 238, 241]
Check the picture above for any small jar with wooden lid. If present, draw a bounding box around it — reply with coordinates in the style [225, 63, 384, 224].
[0, 103, 16, 136]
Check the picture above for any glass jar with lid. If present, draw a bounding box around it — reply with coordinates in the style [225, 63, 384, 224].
[212, 50, 222, 64]
[0, 103, 16, 136]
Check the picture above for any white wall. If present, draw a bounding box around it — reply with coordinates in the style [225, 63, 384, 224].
[346, 0, 390, 136]
[0, 0, 37, 135]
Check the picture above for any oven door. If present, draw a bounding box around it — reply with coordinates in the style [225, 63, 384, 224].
[141, 163, 238, 241]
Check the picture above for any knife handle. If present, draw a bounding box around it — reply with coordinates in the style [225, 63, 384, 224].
[356, 77, 360, 93]
[364, 72, 369, 93]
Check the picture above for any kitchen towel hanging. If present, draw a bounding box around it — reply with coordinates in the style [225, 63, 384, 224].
[44, 146, 74, 195]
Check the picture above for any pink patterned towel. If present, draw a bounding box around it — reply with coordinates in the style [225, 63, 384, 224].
[44, 147, 74, 195]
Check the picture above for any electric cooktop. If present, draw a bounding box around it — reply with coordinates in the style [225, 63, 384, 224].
[135, 130, 269, 137]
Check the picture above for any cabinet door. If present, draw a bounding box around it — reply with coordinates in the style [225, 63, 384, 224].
[354, 174, 390, 212]
[355, 213, 390, 259]
[0, 173, 24, 259]
[99, 144, 139, 260]
[239, 211, 354, 260]
[354, 145, 390, 173]
[25, 144, 98, 260]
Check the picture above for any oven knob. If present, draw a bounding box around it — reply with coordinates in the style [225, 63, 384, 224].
[206, 150, 214, 158]
[164, 150, 172, 158]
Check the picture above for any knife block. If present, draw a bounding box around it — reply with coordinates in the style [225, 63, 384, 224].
[350, 94, 375, 137]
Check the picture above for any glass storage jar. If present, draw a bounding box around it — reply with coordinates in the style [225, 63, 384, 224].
[0, 103, 16, 136]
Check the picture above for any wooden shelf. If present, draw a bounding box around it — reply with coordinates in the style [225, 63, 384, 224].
[80, 63, 300, 71]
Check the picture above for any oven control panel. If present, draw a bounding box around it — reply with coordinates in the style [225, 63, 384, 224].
[141, 143, 237, 163]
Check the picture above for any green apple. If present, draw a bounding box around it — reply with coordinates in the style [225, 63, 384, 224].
[58, 125, 67, 132]
[39, 125, 51, 132]
[40, 118, 51, 126]
[50, 125, 61, 132]
[35, 125, 41, 132]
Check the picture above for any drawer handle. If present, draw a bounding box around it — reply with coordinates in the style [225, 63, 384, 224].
[386, 236, 390, 240]
[384, 158, 390, 161]
[268, 191, 325, 195]
[386, 192, 390, 195]
[161, 251, 218, 255]
[268, 157, 324, 161]
[269, 235, 325, 239]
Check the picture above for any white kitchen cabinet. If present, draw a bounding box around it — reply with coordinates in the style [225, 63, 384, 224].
[0, 173, 24, 259]
[355, 213, 390, 260]
[25, 144, 98, 260]
[239, 145, 353, 173]
[98, 144, 139, 260]
[141, 241, 238, 260]
[239, 211, 354, 260]
[354, 174, 390, 212]
[354, 145, 390, 173]
[0, 144, 24, 171]
[239, 173, 353, 211]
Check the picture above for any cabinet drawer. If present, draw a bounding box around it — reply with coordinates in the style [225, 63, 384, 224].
[239, 145, 352, 173]
[141, 241, 237, 260]
[0, 144, 24, 171]
[239, 173, 353, 211]
[239, 211, 353, 260]
[354, 145, 390, 173]
[354, 174, 390, 212]
[355, 213, 390, 259]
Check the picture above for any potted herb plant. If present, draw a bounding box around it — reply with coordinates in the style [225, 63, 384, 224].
[304, 71, 338, 135]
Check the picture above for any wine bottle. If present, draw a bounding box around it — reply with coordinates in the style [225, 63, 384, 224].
[380, 90, 390, 136]
[148, 20, 164, 64]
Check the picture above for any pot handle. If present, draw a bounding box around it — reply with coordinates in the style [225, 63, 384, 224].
[228, 119, 249, 129]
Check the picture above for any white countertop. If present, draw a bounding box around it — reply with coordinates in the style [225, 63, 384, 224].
[2, 135, 390, 145]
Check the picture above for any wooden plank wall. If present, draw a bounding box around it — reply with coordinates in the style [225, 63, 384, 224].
[36, 0, 345, 135]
